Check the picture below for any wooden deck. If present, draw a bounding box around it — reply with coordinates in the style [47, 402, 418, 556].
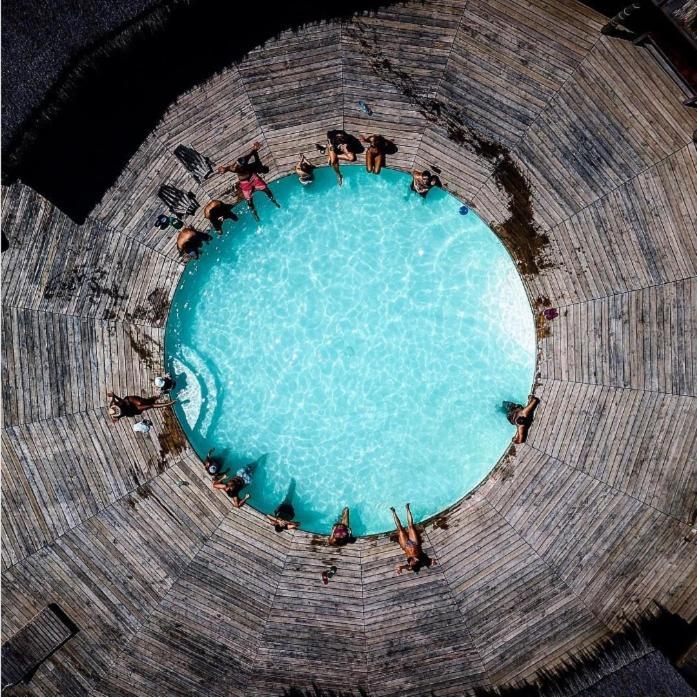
[2, 0, 696, 695]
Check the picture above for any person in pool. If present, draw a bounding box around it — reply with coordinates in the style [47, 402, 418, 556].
[503, 395, 540, 444]
[391, 503, 437, 574]
[203, 448, 224, 477]
[410, 169, 441, 197]
[176, 227, 210, 261]
[328, 507, 352, 546]
[203, 199, 238, 235]
[216, 142, 280, 221]
[213, 460, 257, 508]
[360, 133, 388, 174]
[266, 502, 301, 532]
[295, 154, 316, 185]
[107, 392, 175, 422]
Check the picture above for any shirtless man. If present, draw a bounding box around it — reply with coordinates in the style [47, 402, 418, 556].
[503, 395, 540, 444]
[203, 199, 238, 235]
[216, 142, 280, 221]
[360, 134, 387, 174]
[176, 227, 210, 261]
[107, 392, 175, 422]
[391, 504, 437, 574]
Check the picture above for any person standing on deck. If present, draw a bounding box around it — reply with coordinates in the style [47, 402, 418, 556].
[390, 503, 437, 574]
[216, 142, 280, 221]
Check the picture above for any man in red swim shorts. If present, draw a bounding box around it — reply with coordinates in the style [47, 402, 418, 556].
[216, 141, 280, 221]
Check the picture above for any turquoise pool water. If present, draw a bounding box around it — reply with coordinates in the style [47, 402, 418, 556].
[165, 167, 535, 535]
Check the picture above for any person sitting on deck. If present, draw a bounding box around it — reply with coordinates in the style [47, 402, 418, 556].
[410, 169, 441, 197]
[176, 227, 210, 261]
[216, 142, 280, 221]
[203, 448, 223, 476]
[502, 394, 540, 444]
[107, 392, 175, 422]
[295, 154, 316, 186]
[213, 460, 257, 508]
[328, 506, 353, 546]
[391, 503, 437, 574]
[154, 373, 175, 394]
[316, 130, 358, 186]
[266, 502, 301, 532]
[203, 199, 238, 235]
[360, 133, 388, 174]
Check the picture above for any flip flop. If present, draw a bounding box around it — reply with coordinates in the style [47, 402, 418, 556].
[321, 571, 329, 585]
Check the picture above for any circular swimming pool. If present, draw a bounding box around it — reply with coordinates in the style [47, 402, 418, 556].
[166, 167, 535, 534]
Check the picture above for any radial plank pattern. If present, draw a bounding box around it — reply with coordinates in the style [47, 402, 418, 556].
[2, 1, 696, 695]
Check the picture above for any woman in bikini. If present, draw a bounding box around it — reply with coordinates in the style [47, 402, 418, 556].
[317, 131, 357, 186]
[295, 154, 316, 185]
[217, 142, 280, 221]
[391, 503, 437, 574]
[361, 133, 388, 174]
[503, 394, 540, 444]
[328, 506, 352, 546]
[107, 392, 176, 422]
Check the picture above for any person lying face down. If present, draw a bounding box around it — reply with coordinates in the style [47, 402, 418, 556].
[212, 461, 257, 508]
[391, 503, 437, 574]
[107, 392, 176, 422]
[503, 394, 540, 444]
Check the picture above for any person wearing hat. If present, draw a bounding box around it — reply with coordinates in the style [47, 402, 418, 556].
[107, 392, 176, 422]
[154, 373, 175, 394]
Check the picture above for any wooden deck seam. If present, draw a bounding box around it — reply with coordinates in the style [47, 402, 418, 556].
[0, 421, 194, 574]
[91, 506, 236, 695]
[421, 523, 496, 692]
[525, 440, 693, 526]
[537, 373, 697, 399]
[468, 16, 606, 204]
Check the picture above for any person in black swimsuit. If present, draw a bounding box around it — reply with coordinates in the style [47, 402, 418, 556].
[502, 395, 540, 444]
[266, 502, 300, 532]
[107, 392, 175, 422]
[391, 503, 436, 574]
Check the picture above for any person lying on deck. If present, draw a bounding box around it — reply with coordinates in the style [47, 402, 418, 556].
[502, 394, 540, 444]
[176, 227, 210, 261]
[410, 169, 441, 197]
[295, 154, 316, 185]
[316, 130, 358, 186]
[213, 460, 257, 508]
[216, 142, 280, 221]
[266, 502, 301, 532]
[107, 393, 175, 422]
[391, 503, 437, 574]
[328, 506, 352, 546]
[203, 199, 238, 235]
[360, 134, 388, 174]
